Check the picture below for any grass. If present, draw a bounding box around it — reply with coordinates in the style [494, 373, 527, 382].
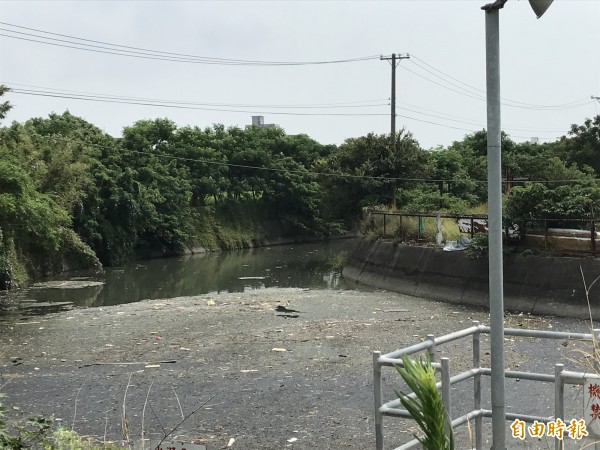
[52, 428, 123, 450]
[365, 204, 489, 244]
[328, 252, 348, 272]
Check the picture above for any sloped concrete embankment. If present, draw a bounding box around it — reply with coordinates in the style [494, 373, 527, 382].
[342, 238, 600, 319]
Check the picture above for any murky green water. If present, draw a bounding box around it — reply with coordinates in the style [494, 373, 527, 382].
[0, 239, 358, 317]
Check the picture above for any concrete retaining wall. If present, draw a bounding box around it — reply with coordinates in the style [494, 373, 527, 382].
[342, 238, 600, 319]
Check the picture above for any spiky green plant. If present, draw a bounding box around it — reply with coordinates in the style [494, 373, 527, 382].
[395, 355, 455, 450]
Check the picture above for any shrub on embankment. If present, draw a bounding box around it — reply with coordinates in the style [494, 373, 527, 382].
[0, 107, 349, 288]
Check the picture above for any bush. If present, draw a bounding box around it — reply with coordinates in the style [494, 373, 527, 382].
[464, 233, 488, 260]
[0, 394, 123, 450]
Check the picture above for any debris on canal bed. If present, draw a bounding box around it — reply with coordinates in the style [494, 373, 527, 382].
[30, 280, 105, 289]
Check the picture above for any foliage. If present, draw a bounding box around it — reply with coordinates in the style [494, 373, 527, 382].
[396, 185, 470, 214]
[2, 75, 600, 283]
[506, 182, 600, 224]
[0, 394, 123, 450]
[0, 394, 54, 449]
[0, 85, 12, 121]
[51, 428, 122, 450]
[328, 251, 348, 272]
[319, 129, 426, 216]
[464, 233, 489, 260]
[558, 115, 600, 174]
[395, 355, 454, 450]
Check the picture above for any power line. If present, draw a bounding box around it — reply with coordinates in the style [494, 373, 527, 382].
[26, 133, 597, 186]
[5, 82, 564, 134]
[5, 86, 563, 139]
[33, 133, 443, 182]
[0, 22, 379, 66]
[403, 55, 592, 111]
[2, 82, 388, 110]
[397, 104, 566, 134]
[399, 101, 566, 133]
[7, 88, 389, 117]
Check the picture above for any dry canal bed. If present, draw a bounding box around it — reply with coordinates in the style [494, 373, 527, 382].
[0, 288, 591, 449]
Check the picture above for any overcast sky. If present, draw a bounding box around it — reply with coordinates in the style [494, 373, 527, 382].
[1, 1, 599, 150]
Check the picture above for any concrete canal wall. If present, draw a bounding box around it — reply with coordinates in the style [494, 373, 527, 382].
[342, 238, 600, 319]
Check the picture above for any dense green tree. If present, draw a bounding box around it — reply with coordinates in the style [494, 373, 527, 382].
[172, 125, 229, 205]
[119, 119, 197, 256]
[506, 182, 600, 224]
[2, 81, 599, 286]
[0, 85, 11, 120]
[320, 130, 426, 215]
[555, 115, 600, 174]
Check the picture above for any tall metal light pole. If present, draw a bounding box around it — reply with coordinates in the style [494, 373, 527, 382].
[481, 1, 553, 448]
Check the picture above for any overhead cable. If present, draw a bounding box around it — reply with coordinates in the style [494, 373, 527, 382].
[0, 22, 379, 66]
[5, 86, 562, 138]
[8, 88, 389, 117]
[26, 133, 594, 186]
[404, 55, 592, 111]
[3, 83, 387, 109]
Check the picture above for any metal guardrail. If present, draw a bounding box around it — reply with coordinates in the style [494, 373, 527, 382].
[366, 209, 600, 255]
[367, 210, 488, 241]
[373, 322, 600, 450]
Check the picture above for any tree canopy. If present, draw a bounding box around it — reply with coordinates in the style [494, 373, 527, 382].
[1, 81, 599, 286]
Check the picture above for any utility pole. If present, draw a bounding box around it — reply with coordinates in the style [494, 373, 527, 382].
[380, 53, 410, 151]
[380, 53, 409, 210]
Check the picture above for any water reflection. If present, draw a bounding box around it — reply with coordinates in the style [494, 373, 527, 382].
[15, 239, 357, 310]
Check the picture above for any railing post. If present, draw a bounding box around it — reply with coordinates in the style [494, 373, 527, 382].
[473, 321, 483, 450]
[400, 214, 403, 239]
[591, 218, 596, 256]
[555, 364, 564, 450]
[441, 357, 452, 437]
[589, 330, 600, 450]
[374, 351, 384, 450]
[471, 216, 475, 239]
[426, 334, 436, 362]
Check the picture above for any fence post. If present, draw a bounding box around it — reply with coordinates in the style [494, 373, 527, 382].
[441, 357, 452, 437]
[426, 334, 436, 362]
[554, 363, 564, 450]
[593, 330, 600, 450]
[470, 216, 475, 239]
[400, 214, 403, 239]
[472, 321, 483, 450]
[373, 351, 384, 450]
[545, 220, 548, 250]
[382, 213, 386, 238]
[592, 218, 596, 256]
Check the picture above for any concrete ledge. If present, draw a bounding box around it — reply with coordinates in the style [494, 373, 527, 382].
[342, 238, 600, 320]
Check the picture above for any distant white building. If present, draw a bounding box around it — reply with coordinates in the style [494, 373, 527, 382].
[245, 116, 279, 130]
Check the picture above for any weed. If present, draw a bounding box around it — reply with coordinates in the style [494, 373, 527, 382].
[395, 355, 455, 450]
[464, 234, 488, 260]
[0, 393, 53, 449]
[328, 252, 348, 272]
